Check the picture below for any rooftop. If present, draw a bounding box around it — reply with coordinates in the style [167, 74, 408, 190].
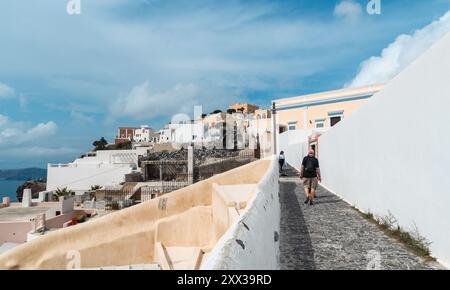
[0, 205, 54, 222]
[273, 83, 384, 109]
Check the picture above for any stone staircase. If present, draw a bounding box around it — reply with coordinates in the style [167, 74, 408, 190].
[151, 183, 258, 270]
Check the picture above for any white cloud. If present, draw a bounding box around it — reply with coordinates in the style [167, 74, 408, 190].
[348, 10, 450, 88]
[109, 82, 201, 121]
[334, 0, 363, 23]
[0, 115, 9, 126]
[0, 114, 57, 147]
[0, 82, 15, 99]
[108, 81, 247, 123]
[0, 115, 76, 166]
[27, 122, 57, 140]
[70, 110, 95, 123]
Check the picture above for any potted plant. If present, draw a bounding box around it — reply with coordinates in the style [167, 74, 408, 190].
[90, 185, 102, 191]
[77, 215, 86, 223]
[55, 187, 75, 201]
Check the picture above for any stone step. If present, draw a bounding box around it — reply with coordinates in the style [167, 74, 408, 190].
[154, 242, 209, 270]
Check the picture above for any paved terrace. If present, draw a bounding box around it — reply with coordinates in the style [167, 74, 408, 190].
[279, 165, 443, 270]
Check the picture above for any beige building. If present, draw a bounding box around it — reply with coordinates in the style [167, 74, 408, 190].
[272, 84, 384, 133]
[250, 109, 273, 158]
[254, 109, 271, 120]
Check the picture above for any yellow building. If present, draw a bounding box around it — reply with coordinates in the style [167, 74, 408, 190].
[229, 103, 259, 114]
[272, 84, 384, 133]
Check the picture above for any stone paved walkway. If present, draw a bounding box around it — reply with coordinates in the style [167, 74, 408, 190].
[278, 165, 443, 270]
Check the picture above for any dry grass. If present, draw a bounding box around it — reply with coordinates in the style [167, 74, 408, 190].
[352, 207, 435, 262]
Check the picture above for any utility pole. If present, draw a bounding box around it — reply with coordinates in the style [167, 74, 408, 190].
[271, 102, 277, 156]
[188, 145, 194, 185]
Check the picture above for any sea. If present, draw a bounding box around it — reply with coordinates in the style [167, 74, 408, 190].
[0, 179, 24, 202]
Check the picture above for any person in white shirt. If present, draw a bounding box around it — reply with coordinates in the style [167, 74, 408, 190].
[278, 151, 285, 173]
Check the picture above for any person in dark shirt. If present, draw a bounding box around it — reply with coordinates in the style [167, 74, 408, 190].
[300, 149, 321, 205]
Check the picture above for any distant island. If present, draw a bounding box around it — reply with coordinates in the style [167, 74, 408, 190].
[0, 168, 47, 181]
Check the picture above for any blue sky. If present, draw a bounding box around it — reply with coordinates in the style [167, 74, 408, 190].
[0, 0, 450, 168]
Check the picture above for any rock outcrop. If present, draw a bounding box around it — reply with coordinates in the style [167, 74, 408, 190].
[16, 180, 47, 202]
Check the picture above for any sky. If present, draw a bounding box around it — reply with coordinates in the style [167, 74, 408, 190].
[0, 0, 450, 169]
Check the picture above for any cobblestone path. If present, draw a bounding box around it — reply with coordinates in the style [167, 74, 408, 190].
[278, 165, 443, 270]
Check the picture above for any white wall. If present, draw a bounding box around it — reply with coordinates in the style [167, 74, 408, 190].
[47, 164, 132, 192]
[61, 196, 75, 214]
[202, 157, 280, 270]
[47, 149, 149, 192]
[73, 149, 148, 165]
[158, 128, 170, 143]
[319, 32, 450, 268]
[172, 123, 204, 144]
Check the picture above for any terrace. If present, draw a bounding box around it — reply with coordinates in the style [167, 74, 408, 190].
[0, 158, 279, 269]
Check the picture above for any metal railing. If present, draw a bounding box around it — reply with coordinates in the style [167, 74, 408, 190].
[95, 149, 258, 211]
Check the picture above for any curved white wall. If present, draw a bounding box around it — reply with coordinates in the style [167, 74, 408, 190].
[46, 149, 149, 192]
[319, 32, 450, 268]
[278, 130, 313, 170]
[202, 157, 280, 270]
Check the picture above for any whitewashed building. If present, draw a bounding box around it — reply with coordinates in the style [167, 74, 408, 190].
[134, 125, 158, 143]
[158, 125, 173, 144]
[46, 148, 149, 194]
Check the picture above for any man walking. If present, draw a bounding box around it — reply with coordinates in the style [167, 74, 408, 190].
[300, 149, 321, 205]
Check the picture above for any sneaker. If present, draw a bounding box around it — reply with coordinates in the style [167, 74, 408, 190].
[309, 200, 314, 206]
[304, 197, 309, 204]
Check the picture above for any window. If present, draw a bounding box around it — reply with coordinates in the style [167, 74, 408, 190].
[328, 110, 344, 127]
[330, 116, 342, 127]
[315, 119, 325, 128]
[288, 122, 297, 131]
